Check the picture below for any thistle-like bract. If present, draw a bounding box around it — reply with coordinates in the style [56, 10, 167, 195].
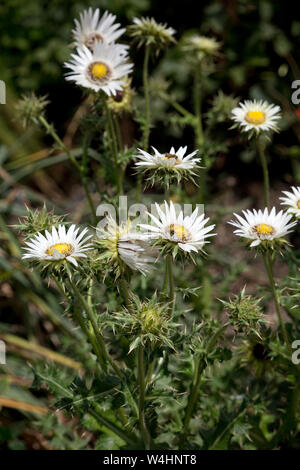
[128, 17, 176, 50]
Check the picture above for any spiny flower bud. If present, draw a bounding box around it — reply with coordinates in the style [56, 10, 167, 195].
[128, 17, 176, 50]
[105, 294, 177, 352]
[14, 204, 66, 239]
[15, 93, 49, 128]
[221, 287, 266, 336]
[206, 91, 239, 125]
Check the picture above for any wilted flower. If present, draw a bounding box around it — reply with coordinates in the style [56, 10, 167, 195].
[238, 336, 272, 376]
[231, 100, 281, 136]
[228, 207, 297, 248]
[95, 216, 155, 277]
[64, 42, 133, 96]
[128, 17, 176, 50]
[107, 79, 133, 113]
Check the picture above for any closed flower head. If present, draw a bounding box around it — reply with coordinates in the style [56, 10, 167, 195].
[128, 17, 176, 49]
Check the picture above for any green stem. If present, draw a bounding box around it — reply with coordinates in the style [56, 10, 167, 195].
[143, 44, 151, 150]
[53, 276, 105, 368]
[181, 323, 229, 440]
[90, 407, 137, 446]
[68, 275, 123, 379]
[105, 102, 122, 194]
[257, 137, 269, 208]
[137, 344, 151, 449]
[160, 93, 195, 119]
[113, 114, 123, 153]
[262, 253, 291, 354]
[39, 116, 97, 225]
[167, 254, 175, 314]
[120, 275, 130, 309]
[162, 261, 169, 294]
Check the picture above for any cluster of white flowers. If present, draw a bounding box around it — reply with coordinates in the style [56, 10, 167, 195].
[23, 201, 216, 274]
[22, 9, 299, 273]
[65, 8, 133, 96]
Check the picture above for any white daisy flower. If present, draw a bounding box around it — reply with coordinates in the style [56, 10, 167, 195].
[72, 8, 128, 54]
[135, 146, 201, 171]
[96, 217, 155, 275]
[139, 201, 216, 254]
[280, 186, 300, 218]
[22, 225, 93, 266]
[231, 100, 281, 134]
[64, 41, 133, 96]
[228, 207, 297, 247]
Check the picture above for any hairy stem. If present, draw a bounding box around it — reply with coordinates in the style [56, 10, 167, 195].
[137, 344, 151, 449]
[257, 137, 269, 208]
[105, 102, 123, 194]
[90, 407, 137, 446]
[167, 254, 175, 314]
[181, 323, 229, 441]
[262, 253, 291, 353]
[53, 276, 105, 369]
[68, 275, 123, 379]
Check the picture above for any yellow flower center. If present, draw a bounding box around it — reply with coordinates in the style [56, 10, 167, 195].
[245, 111, 266, 125]
[91, 62, 109, 79]
[254, 224, 274, 235]
[169, 224, 188, 241]
[164, 153, 178, 160]
[297, 200, 300, 210]
[46, 243, 73, 257]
